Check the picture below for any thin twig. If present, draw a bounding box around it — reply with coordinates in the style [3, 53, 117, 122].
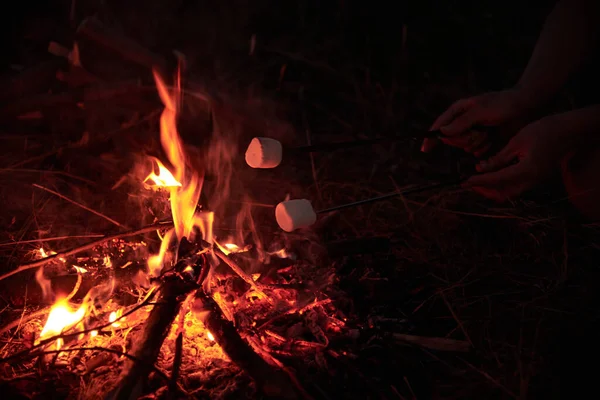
[212, 246, 272, 303]
[0, 235, 104, 247]
[33, 184, 126, 228]
[0, 169, 96, 185]
[461, 358, 517, 398]
[439, 290, 474, 348]
[0, 221, 173, 283]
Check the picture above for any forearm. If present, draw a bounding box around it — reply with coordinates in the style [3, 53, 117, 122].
[517, 0, 600, 108]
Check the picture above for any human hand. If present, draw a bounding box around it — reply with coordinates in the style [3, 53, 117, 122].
[422, 88, 532, 156]
[462, 117, 569, 202]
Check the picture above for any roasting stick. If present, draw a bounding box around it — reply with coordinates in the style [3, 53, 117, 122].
[245, 130, 442, 169]
[276, 179, 462, 232]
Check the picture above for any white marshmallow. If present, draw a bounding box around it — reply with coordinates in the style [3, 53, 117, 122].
[275, 199, 317, 232]
[245, 137, 283, 169]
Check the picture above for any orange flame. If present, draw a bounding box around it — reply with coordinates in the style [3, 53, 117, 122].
[39, 299, 87, 346]
[145, 158, 182, 187]
[152, 69, 203, 242]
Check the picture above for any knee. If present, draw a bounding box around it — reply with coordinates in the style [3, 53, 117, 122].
[561, 146, 600, 221]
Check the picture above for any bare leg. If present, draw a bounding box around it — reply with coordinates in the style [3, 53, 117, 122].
[561, 145, 600, 221]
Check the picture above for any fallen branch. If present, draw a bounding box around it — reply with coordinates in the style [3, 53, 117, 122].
[0, 221, 173, 283]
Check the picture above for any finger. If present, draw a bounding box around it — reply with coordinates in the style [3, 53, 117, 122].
[464, 131, 489, 154]
[470, 181, 530, 203]
[465, 163, 523, 188]
[475, 143, 516, 173]
[440, 109, 479, 137]
[469, 186, 507, 202]
[420, 137, 440, 153]
[473, 142, 493, 158]
[430, 99, 472, 131]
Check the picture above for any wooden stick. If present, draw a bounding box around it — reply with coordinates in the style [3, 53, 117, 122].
[316, 180, 461, 214]
[0, 221, 173, 283]
[289, 130, 441, 154]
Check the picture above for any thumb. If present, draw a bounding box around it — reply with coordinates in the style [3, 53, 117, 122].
[475, 143, 516, 173]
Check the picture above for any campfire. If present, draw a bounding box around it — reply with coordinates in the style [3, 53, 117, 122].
[0, 61, 347, 399]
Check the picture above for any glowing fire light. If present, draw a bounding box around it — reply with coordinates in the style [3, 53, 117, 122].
[145, 67, 216, 277]
[144, 159, 182, 187]
[73, 265, 88, 274]
[207, 331, 215, 341]
[39, 299, 86, 345]
[214, 240, 251, 256]
[109, 310, 123, 328]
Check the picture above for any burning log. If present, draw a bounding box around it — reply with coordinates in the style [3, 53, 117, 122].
[192, 289, 310, 400]
[109, 253, 202, 400]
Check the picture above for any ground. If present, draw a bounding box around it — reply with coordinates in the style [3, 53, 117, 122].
[2, 1, 600, 399]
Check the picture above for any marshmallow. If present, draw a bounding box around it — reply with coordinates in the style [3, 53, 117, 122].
[245, 137, 283, 169]
[275, 199, 317, 232]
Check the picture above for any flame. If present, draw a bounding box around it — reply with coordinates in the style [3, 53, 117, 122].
[214, 240, 251, 255]
[39, 299, 87, 345]
[268, 248, 291, 259]
[152, 69, 203, 242]
[145, 158, 182, 187]
[148, 228, 174, 277]
[145, 67, 215, 276]
[207, 331, 215, 341]
[73, 265, 88, 274]
[109, 309, 123, 327]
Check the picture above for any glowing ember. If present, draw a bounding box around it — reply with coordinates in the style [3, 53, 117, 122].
[144, 158, 182, 187]
[207, 331, 215, 341]
[90, 330, 98, 338]
[39, 299, 86, 343]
